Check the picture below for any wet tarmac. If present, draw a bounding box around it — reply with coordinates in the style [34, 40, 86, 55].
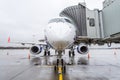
[0, 49, 120, 80]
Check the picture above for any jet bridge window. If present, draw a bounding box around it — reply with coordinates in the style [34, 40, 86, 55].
[89, 18, 95, 27]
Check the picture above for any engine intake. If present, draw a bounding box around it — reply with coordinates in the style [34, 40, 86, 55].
[30, 45, 42, 55]
[77, 43, 88, 54]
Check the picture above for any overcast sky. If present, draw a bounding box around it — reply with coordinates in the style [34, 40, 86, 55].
[0, 0, 105, 46]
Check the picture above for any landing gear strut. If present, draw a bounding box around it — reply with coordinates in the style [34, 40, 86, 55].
[69, 51, 75, 57]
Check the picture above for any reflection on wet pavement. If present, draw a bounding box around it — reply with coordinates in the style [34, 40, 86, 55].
[0, 49, 120, 80]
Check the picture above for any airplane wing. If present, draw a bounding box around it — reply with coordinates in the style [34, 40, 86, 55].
[38, 39, 46, 42]
[9, 42, 47, 45]
[7, 37, 47, 46]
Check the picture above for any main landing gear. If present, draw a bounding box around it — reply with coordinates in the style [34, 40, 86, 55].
[69, 50, 75, 57]
[44, 51, 50, 56]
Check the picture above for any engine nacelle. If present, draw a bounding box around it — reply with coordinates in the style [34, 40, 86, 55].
[77, 43, 88, 54]
[30, 45, 42, 55]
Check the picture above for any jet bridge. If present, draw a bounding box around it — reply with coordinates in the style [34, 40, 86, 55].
[60, 3, 102, 38]
[60, 1, 120, 45]
[60, 4, 87, 36]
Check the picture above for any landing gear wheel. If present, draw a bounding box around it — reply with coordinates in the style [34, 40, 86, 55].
[48, 51, 50, 56]
[62, 66, 66, 73]
[69, 51, 71, 57]
[57, 59, 59, 66]
[107, 42, 111, 47]
[72, 51, 75, 57]
[44, 51, 47, 56]
[61, 59, 64, 66]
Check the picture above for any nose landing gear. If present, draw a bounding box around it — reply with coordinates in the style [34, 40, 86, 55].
[54, 59, 66, 74]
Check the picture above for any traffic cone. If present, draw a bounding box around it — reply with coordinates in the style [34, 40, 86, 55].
[114, 49, 117, 55]
[88, 53, 90, 59]
[7, 52, 9, 55]
[28, 53, 30, 59]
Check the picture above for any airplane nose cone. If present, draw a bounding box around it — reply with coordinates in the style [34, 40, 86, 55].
[53, 23, 72, 39]
[46, 22, 73, 40]
[45, 22, 76, 50]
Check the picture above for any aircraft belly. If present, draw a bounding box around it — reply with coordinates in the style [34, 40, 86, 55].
[51, 41, 69, 51]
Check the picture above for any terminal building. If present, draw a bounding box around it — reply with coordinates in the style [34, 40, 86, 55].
[60, 0, 120, 40]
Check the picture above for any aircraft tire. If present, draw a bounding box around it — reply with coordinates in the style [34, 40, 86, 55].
[61, 59, 64, 66]
[69, 51, 71, 57]
[57, 59, 59, 66]
[62, 66, 66, 73]
[44, 51, 47, 56]
[48, 51, 50, 56]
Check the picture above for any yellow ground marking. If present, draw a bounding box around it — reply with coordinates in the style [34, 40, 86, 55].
[58, 66, 63, 80]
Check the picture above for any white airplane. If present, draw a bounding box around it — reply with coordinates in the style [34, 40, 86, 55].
[8, 4, 120, 58]
[29, 17, 89, 57]
[9, 16, 118, 58]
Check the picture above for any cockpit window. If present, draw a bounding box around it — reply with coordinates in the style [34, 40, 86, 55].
[49, 18, 64, 23]
[48, 18, 72, 23]
[64, 19, 72, 23]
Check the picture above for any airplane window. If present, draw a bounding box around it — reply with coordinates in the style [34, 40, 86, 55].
[89, 18, 95, 27]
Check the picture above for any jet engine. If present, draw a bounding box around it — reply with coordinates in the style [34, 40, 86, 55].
[77, 43, 88, 54]
[30, 45, 42, 55]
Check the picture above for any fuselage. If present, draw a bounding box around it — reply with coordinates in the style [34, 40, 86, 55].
[45, 17, 76, 51]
